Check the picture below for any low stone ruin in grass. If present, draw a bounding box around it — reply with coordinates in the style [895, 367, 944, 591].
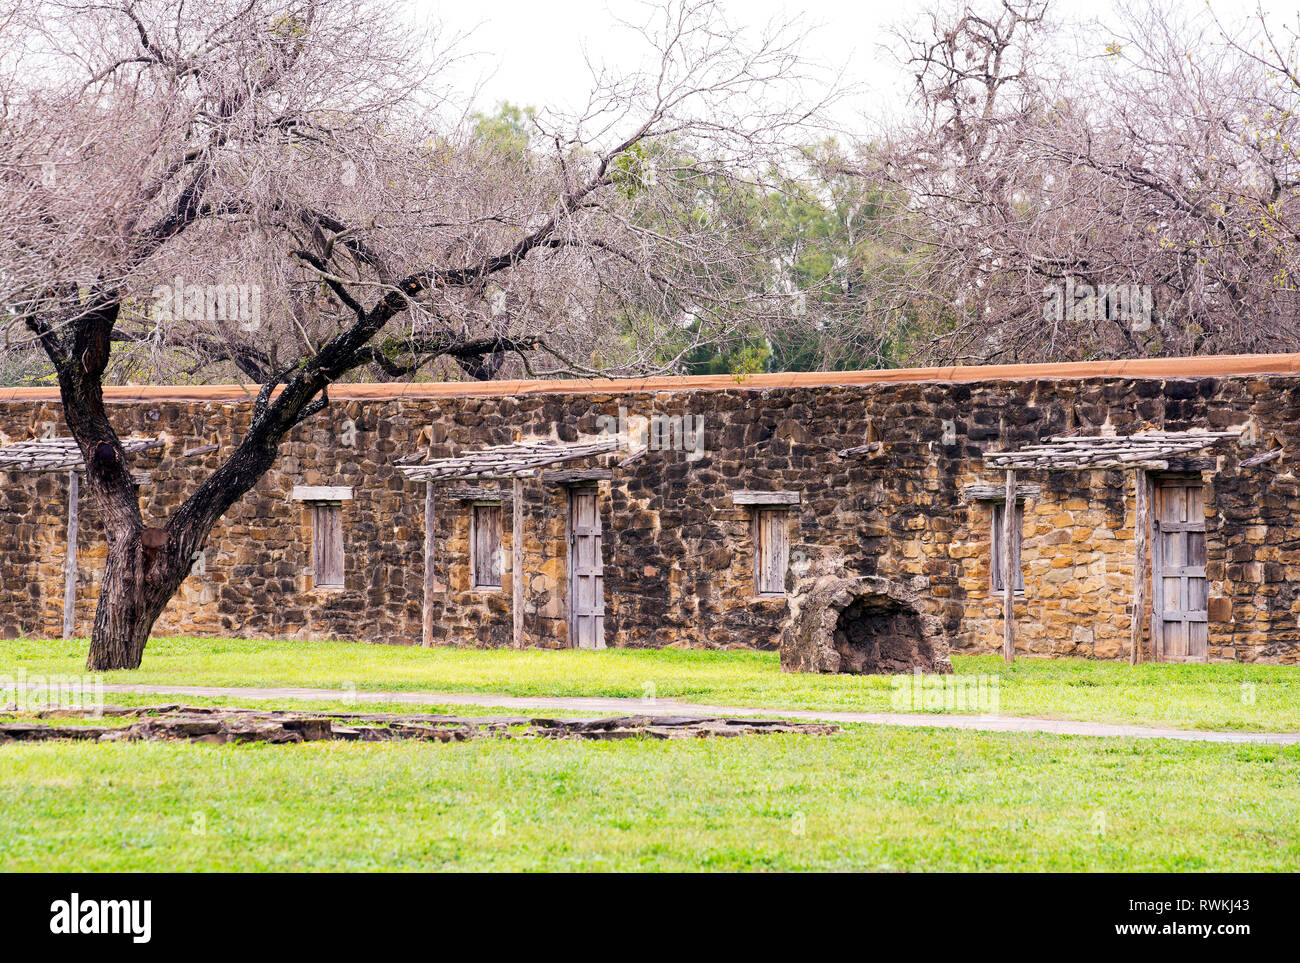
[0, 704, 839, 744]
[780, 561, 954, 675]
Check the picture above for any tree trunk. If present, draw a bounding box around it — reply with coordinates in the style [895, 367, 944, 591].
[86, 542, 151, 670]
[38, 302, 208, 672]
[86, 529, 153, 670]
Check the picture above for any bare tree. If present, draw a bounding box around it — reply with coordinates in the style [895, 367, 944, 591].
[0, 0, 826, 668]
[869, 0, 1057, 363]
[863, 0, 1300, 364]
[1028, 0, 1300, 356]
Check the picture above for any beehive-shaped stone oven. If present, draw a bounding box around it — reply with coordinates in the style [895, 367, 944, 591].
[780, 572, 953, 675]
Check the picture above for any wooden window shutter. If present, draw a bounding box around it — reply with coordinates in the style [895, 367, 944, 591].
[754, 508, 789, 596]
[990, 500, 1024, 593]
[471, 503, 503, 589]
[311, 503, 345, 589]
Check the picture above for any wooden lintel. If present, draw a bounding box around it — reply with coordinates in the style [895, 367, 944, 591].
[292, 485, 354, 502]
[1163, 456, 1216, 473]
[963, 483, 1042, 502]
[541, 469, 613, 484]
[732, 490, 801, 506]
[442, 487, 512, 502]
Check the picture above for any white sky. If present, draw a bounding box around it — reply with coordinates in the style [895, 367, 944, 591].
[419, 0, 1297, 129]
[428, 0, 907, 125]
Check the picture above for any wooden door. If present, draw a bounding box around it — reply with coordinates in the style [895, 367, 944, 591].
[471, 503, 502, 589]
[567, 487, 605, 649]
[754, 508, 789, 595]
[311, 503, 344, 589]
[1151, 478, 1208, 661]
[990, 500, 1025, 593]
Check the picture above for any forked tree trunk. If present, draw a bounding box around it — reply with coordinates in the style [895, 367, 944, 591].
[42, 250, 497, 668]
[45, 309, 237, 672]
[80, 459, 273, 670]
[83, 479, 262, 670]
[78, 423, 289, 670]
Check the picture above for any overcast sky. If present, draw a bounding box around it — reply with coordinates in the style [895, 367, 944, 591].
[423, 0, 1297, 129]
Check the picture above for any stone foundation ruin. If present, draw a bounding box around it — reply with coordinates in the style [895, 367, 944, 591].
[0, 704, 839, 743]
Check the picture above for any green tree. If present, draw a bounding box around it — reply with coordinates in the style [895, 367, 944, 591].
[470, 102, 536, 161]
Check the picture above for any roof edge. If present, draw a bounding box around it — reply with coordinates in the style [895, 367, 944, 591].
[3, 352, 1300, 404]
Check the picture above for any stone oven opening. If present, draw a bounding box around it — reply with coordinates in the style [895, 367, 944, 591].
[833, 594, 934, 675]
[780, 570, 952, 675]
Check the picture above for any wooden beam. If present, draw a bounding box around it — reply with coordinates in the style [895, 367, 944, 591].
[61, 470, 78, 641]
[512, 476, 524, 650]
[541, 468, 613, 484]
[292, 485, 353, 502]
[422, 482, 436, 648]
[836, 441, 883, 458]
[1131, 471, 1149, 665]
[1162, 456, 1216, 472]
[1002, 469, 1016, 664]
[400, 437, 623, 482]
[0, 436, 163, 474]
[1239, 448, 1282, 468]
[442, 487, 511, 502]
[963, 483, 1042, 502]
[732, 490, 801, 506]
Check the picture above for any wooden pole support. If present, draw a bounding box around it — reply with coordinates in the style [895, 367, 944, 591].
[512, 475, 524, 650]
[1002, 468, 1017, 664]
[422, 482, 436, 648]
[61, 470, 79, 640]
[1131, 471, 1149, 665]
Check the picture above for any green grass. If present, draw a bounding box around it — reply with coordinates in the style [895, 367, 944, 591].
[3, 636, 1298, 732]
[6, 639, 1299, 871]
[3, 728, 1298, 871]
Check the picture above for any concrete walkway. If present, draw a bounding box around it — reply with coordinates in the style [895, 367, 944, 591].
[39, 681, 1300, 745]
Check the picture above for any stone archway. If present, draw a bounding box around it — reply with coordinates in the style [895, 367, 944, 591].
[780, 573, 952, 675]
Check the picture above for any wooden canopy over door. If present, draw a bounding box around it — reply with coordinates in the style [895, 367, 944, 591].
[1151, 477, 1208, 661]
[567, 486, 606, 649]
[980, 427, 1243, 664]
[399, 437, 623, 648]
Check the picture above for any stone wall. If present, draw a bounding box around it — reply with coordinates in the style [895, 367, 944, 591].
[3, 360, 1300, 662]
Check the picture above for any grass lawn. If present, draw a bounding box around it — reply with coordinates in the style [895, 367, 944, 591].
[5, 639, 1299, 871]
[3, 727, 1298, 871]
[3, 636, 1298, 731]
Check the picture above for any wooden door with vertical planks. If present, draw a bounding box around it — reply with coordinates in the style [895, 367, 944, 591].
[567, 487, 605, 649]
[1151, 478, 1208, 661]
